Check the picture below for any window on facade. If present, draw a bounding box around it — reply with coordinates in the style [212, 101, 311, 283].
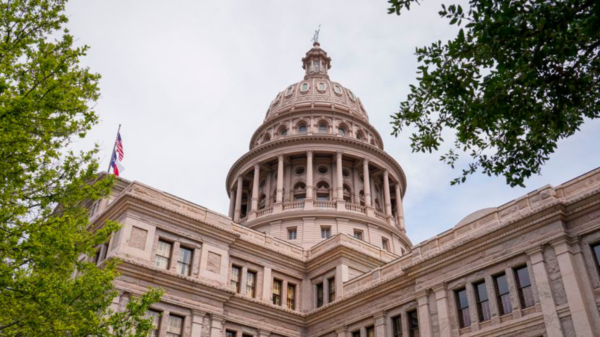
[408, 310, 419, 337]
[273, 279, 283, 306]
[295, 166, 306, 175]
[242, 334, 253, 337]
[494, 273, 513, 315]
[94, 248, 102, 264]
[318, 123, 328, 133]
[280, 127, 288, 136]
[147, 310, 161, 337]
[455, 288, 471, 328]
[318, 82, 326, 91]
[353, 230, 363, 240]
[352, 331, 360, 337]
[298, 124, 308, 134]
[288, 228, 297, 240]
[382, 238, 390, 252]
[317, 166, 329, 174]
[316, 282, 324, 308]
[286, 86, 294, 96]
[514, 266, 535, 308]
[301, 82, 309, 92]
[177, 246, 193, 276]
[247, 271, 257, 298]
[348, 90, 356, 101]
[166, 314, 183, 337]
[366, 326, 375, 337]
[334, 85, 342, 95]
[321, 226, 331, 239]
[231, 266, 241, 293]
[155, 240, 172, 270]
[99, 242, 109, 262]
[338, 127, 346, 136]
[287, 283, 296, 310]
[592, 243, 600, 274]
[392, 315, 402, 337]
[328, 277, 336, 302]
[226, 330, 236, 337]
[474, 281, 491, 321]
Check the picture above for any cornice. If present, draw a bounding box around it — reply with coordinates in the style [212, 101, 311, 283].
[225, 134, 407, 198]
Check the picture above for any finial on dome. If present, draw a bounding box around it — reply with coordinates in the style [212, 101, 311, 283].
[311, 24, 321, 44]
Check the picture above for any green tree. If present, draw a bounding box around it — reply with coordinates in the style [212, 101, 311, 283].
[388, 0, 600, 187]
[0, 0, 162, 335]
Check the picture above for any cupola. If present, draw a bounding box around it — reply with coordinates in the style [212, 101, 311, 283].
[302, 42, 332, 79]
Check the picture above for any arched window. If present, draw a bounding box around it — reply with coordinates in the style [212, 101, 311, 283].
[338, 126, 346, 136]
[374, 198, 382, 212]
[316, 181, 330, 201]
[263, 133, 271, 143]
[343, 184, 352, 203]
[279, 126, 288, 136]
[317, 82, 326, 91]
[356, 130, 365, 141]
[359, 190, 365, 206]
[300, 82, 309, 92]
[318, 122, 328, 133]
[293, 182, 306, 201]
[297, 123, 308, 134]
[285, 86, 294, 96]
[259, 194, 266, 209]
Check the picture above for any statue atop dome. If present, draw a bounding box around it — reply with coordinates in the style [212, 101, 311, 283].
[311, 24, 321, 44]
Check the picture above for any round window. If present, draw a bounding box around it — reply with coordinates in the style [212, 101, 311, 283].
[317, 165, 329, 174]
[342, 169, 350, 178]
[295, 166, 306, 175]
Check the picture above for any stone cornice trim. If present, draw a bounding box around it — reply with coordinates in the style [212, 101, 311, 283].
[226, 134, 407, 198]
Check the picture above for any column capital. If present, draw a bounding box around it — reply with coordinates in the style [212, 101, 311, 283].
[432, 283, 448, 298]
[278, 154, 284, 162]
[335, 326, 347, 334]
[254, 163, 260, 170]
[336, 150, 343, 157]
[192, 309, 206, 317]
[373, 310, 386, 320]
[415, 289, 430, 301]
[258, 329, 271, 337]
[307, 150, 313, 157]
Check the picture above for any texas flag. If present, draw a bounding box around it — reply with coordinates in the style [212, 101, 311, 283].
[109, 132, 125, 176]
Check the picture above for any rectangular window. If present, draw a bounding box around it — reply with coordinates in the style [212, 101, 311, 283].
[316, 282, 324, 308]
[352, 331, 360, 337]
[288, 228, 297, 240]
[321, 227, 331, 239]
[494, 273, 513, 315]
[287, 283, 296, 310]
[100, 242, 109, 261]
[166, 314, 183, 337]
[177, 246, 193, 276]
[147, 310, 161, 337]
[353, 230, 363, 240]
[247, 271, 257, 298]
[592, 243, 600, 273]
[474, 281, 491, 321]
[514, 266, 535, 308]
[242, 334, 253, 337]
[226, 331, 236, 337]
[455, 288, 471, 328]
[392, 315, 403, 337]
[272, 279, 282, 306]
[328, 277, 336, 302]
[231, 266, 241, 293]
[408, 310, 419, 337]
[155, 240, 172, 270]
[94, 248, 102, 264]
[366, 326, 375, 337]
[382, 238, 390, 251]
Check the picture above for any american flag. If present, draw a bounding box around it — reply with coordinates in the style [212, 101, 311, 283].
[109, 130, 125, 176]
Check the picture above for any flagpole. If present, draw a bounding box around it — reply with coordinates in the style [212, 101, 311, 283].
[107, 124, 122, 173]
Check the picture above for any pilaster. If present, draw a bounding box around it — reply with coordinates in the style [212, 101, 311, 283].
[527, 246, 563, 337]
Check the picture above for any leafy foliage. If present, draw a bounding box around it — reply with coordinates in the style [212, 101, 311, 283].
[388, 0, 600, 187]
[0, 0, 161, 335]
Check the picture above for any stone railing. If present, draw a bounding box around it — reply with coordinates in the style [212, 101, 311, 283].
[257, 206, 273, 217]
[283, 201, 305, 211]
[314, 200, 336, 209]
[374, 210, 387, 220]
[345, 202, 366, 214]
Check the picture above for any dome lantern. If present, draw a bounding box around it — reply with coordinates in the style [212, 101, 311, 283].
[302, 42, 332, 79]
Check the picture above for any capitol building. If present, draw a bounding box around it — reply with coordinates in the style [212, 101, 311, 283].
[90, 43, 600, 337]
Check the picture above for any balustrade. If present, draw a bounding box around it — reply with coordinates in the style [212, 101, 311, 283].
[314, 200, 336, 209]
[257, 206, 273, 217]
[374, 210, 387, 220]
[345, 202, 366, 214]
[283, 201, 305, 210]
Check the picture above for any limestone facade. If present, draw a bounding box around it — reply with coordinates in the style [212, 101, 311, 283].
[90, 44, 600, 337]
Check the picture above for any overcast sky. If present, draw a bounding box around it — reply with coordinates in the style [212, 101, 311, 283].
[66, 0, 600, 245]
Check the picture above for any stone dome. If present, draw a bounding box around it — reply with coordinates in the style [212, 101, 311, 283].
[264, 42, 369, 122]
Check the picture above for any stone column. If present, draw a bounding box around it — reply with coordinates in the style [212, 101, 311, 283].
[383, 170, 392, 219]
[394, 183, 405, 231]
[209, 314, 224, 337]
[234, 175, 243, 222]
[262, 267, 272, 303]
[363, 160, 372, 207]
[552, 238, 600, 336]
[416, 290, 432, 337]
[274, 155, 284, 212]
[336, 264, 348, 300]
[505, 267, 522, 319]
[170, 242, 181, 273]
[240, 266, 248, 296]
[527, 247, 563, 337]
[336, 151, 345, 211]
[228, 189, 235, 218]
[336, 326, 347, 337]
[158, 310, 170, 336]
[374, 312, 386, 337]
[190, 310, 205, 337]
[191, 247, 201, 278]
[250, 164, 260, 220]
[305, 151, 314, 210]
[433, 284, 451, 337]
[265, 170, 273, 207]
